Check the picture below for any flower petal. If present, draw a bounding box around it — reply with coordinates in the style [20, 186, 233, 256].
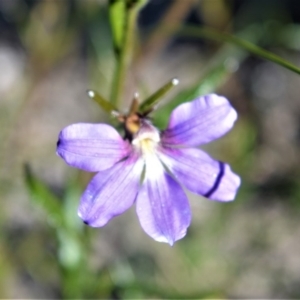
[57, 123, 131, 172]
[162, 94, 238, 146]
[78, 154, 144, 227]
[136, 157, 191, 245]
[159, 147, 241, 201]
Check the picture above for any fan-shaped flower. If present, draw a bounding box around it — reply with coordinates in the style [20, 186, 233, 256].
[57, 94, 240, 245]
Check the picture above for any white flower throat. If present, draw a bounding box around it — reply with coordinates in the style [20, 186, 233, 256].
[131, 120, 160, 158]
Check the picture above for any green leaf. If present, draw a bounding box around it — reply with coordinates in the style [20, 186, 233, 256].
[58, 229, 82, 270]
[109, 0, 126, 56]
[110, 0, 148, 106]
[279, 24, 300, 51]
[24, 164, 64, 228]
[63, 176, 84, 232]
[87, 90, 119, 114]
[180, 25, 300, 76]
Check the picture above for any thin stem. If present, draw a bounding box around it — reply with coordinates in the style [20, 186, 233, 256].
[110, 2, 139, 107]
[180, 26, 300, 76]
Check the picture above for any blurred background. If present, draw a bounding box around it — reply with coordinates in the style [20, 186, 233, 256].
[1, 0, 300, 298]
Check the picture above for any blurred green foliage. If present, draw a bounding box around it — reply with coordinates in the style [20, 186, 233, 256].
[1, 0, 300, 298]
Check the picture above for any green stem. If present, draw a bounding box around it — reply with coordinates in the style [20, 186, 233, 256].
[180, 26, 300, 75]
[110, 2, 139, 107]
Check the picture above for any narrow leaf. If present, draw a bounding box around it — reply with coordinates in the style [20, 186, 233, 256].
[63, 177, 84, 231]
[110, 0, 148, 106]
[24, 164, 64, 227]
[181, 26, 300, 76]
[109, 0, 126, 56]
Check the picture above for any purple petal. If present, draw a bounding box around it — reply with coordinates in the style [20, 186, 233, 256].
[57, 123, 131, 172]
[78, 154, 144, 227]
[136, 157, 191, 245]
[162, 94, 238, 147]
[158, 147, 241, 201]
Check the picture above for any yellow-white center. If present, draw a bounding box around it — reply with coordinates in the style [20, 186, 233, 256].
[131, 123, 160, 158]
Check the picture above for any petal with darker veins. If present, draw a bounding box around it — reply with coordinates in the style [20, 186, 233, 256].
[136, 157, 191, 245]
[57, 123, 131, 172]
[78, 154, 144, 227]
[162, 94, 237, 147]
[159, 147, 241, 202]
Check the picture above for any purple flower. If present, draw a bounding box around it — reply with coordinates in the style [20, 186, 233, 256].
[57, 94, 240, 245]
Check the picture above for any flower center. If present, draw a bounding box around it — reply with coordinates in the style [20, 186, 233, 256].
[131, 120, 160, 157]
